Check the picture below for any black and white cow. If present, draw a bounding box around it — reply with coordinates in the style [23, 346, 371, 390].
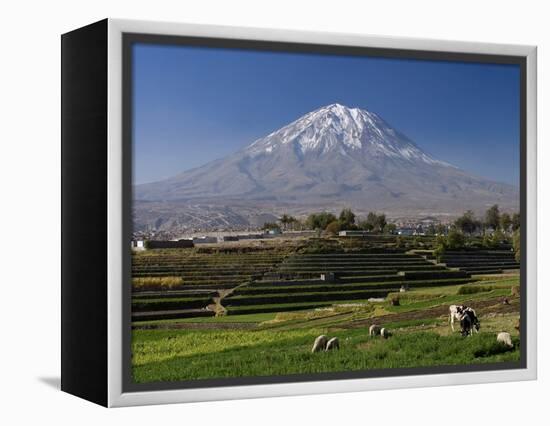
[449, 305, 466, 332]
[449, 305, 479, 334]
[459, 308, 480, 336]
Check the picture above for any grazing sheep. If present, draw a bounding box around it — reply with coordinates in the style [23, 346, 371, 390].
[311, 335, 328, 353]
[369, 324, 381, 337]
[325, 337, 340, 351]
[380, 328, 392, 339]
[399, 285, 408, 293]
[497, 332, 513, 348]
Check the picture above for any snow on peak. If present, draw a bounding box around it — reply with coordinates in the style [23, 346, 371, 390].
[245, 103, 449, 166]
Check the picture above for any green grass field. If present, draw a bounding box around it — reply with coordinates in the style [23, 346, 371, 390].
[132, 321, 520, 383]
[131, 247, 521, 383]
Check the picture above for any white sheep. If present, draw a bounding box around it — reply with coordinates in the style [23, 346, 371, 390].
[312, 334, 328, 353]
[496, 332, 513, 348]
[380, 328, 392, 339]
[369, 324, 381, 337]
[325, 337, 340, 351]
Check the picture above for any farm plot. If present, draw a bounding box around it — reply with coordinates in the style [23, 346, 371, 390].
[131, 244, 521, 384]
[439, 250, 520, 275]
[222, 252, 474, 315]
[132, 276, 520, 383]
[131, 249, 288, 321]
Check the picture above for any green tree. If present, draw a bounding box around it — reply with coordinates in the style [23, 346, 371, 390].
[262, 222, 281, 232]
[446, 228, 465, 249]
[376, 214, 387, 233]
[513, 228, 521, 262]
[454, 210, 480, 235]
[383, 223, 397, 234]
[306, 212, 337, 230]
[500, 212, 512, 233]
[435, 224, 447, 235]
[511, 212, 521, 231]
[325, 220, 341, 235]
[278, 214, 291, 230]
[434, 229, 465, 259]
[366, 212, 379, 231]
[338, 208, 356, 229]
[359, 212, 386, 233]
[358, 218, 374, 232]
[278, 214, 298, 231]
[425, 224, 436, 236]
[485, 204, 501, 232]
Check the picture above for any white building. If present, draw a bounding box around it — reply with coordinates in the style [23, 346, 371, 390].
[130, 240, 145, 250]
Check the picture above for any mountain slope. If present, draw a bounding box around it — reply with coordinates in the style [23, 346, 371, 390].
[135, 103, 518, 217]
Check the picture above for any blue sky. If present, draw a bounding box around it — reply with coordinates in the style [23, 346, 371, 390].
[133, 43, 520, 186]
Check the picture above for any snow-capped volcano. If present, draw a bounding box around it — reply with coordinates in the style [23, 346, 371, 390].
[134, 103, 518, 230]
[246, 103, 448, 167]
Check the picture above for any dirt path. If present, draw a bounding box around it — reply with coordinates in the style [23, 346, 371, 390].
[339, 296, 519, 330]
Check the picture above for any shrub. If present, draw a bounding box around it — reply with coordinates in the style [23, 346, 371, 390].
[132, 276, 183, 290]
[325, 220, 341, 236]
[513, 228, 521, 262]
[395, 236, 403, 248]
[298, 239, 343, 254]
[457, 285, 494, 295]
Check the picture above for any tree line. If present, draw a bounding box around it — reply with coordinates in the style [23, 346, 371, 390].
[453, 205, 519, 235]
[261, 209, 395, 235]
[435, 204, 520, 260]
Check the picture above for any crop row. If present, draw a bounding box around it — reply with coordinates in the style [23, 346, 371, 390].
[285, 254, 423, 260]
[132, 255, 286, 263]
[225, 301, 335, 315]
[132, 268, 268, 276]
[277, 265, 447, 272]
[442, 250, 515, 256]
[132, 271, 257, 278]
[445, 260, 519, 267]
[132, 309, 215, 321]
[235, 277, 474, 297]
[400, 270, 470, 280]
[133, 290, 218, 299]
[133, 257, 282, 262]
[463, 269, 504, 275]
[280, 260, 431, 267]
[132, 296, 213, 312]
[224, 288, 391, 306]
[249, 274, 402, 287]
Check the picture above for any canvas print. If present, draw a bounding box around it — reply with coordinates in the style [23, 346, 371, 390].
[130, 42, 521, 385]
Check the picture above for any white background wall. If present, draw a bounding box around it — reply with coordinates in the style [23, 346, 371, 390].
[0, 0, 547, 424]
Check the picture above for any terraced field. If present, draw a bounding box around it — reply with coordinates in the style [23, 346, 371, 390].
[131, 244, 521, 384]
[222, 252, 474, 315]
[132, 277, 521, 383]
[439, 250, 520, 275]
[131, 249, 288, 321]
